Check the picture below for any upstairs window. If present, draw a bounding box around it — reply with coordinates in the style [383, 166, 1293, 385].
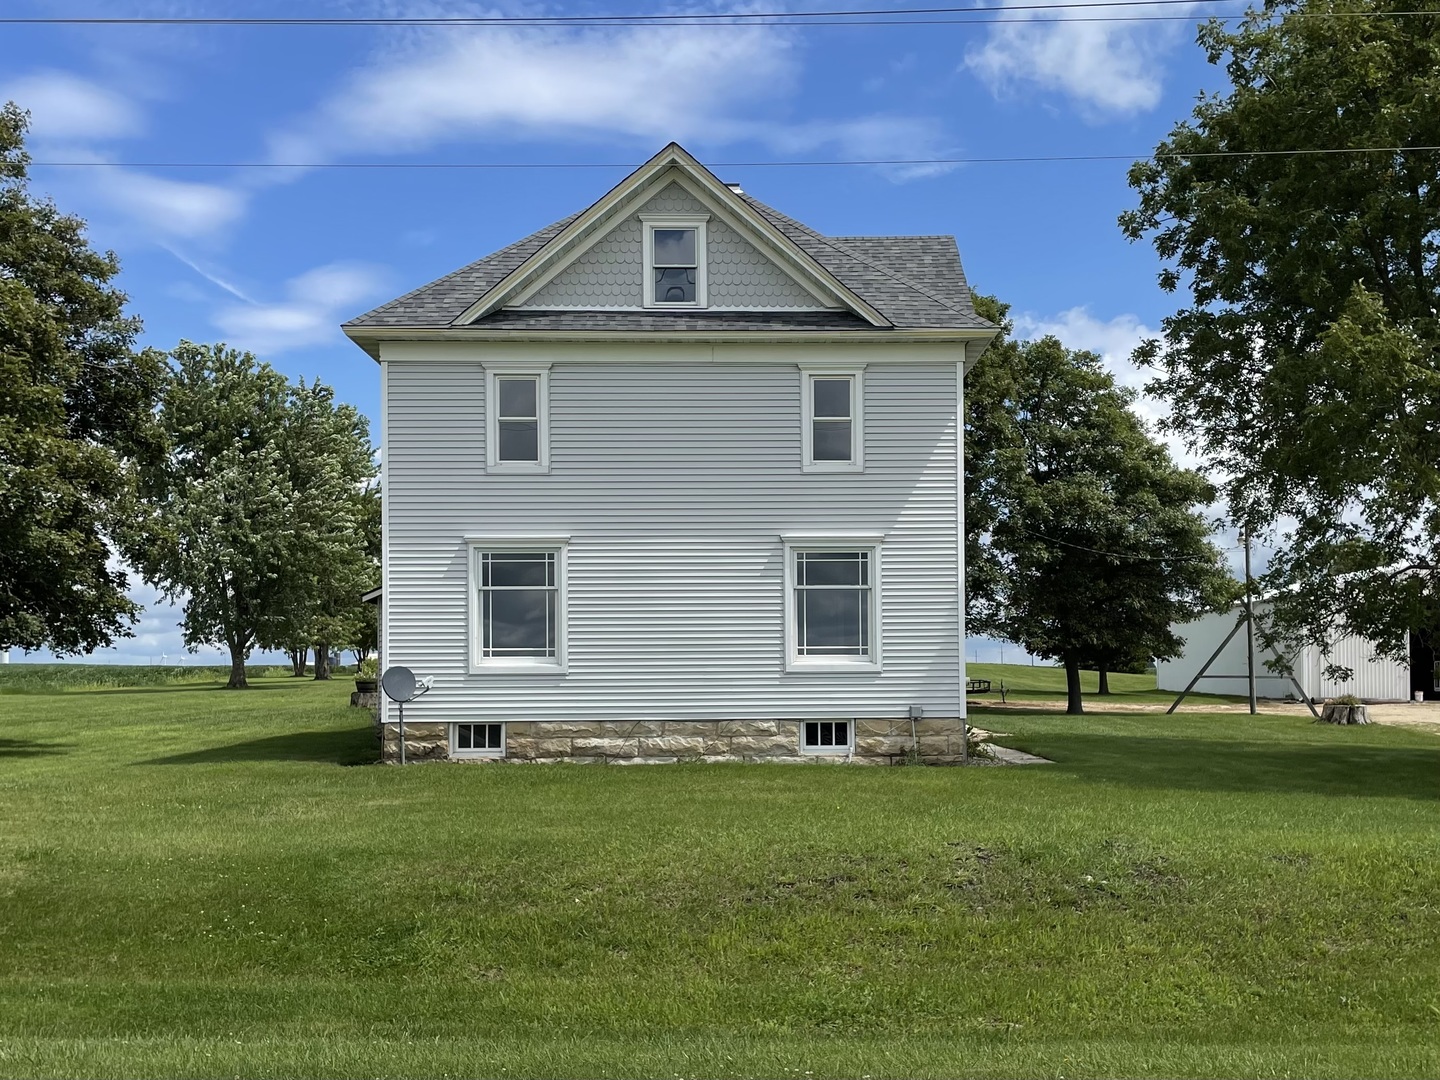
[497, 377, 539, 461]
[485, 363, 550, 472]
[654, 229, 697, 303]
[800, 366, 865, 472]
[641, 215, 708, 308]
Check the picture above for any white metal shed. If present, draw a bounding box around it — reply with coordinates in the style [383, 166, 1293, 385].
[1157, 602, 1421, 702]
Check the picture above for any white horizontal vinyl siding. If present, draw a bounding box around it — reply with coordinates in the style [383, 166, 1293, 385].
[383, 342, 961, 723]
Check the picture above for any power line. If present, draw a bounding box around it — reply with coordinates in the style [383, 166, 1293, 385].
[2, 2, 1432, 27]
[0, 1, 1229, 26]
[1012, 526, 1239, 562]
[22, 146, 1440, 171]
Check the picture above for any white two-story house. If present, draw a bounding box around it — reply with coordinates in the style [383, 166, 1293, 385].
[344, 144, 997, 764]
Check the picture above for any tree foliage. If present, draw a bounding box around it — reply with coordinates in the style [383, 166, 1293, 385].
[264, 382, 378, 680]
[1121, 0, 1440, 669]
[967, 311, 1237, 713]
[135, 344, 376, 688]
[0, 102, 166, 654]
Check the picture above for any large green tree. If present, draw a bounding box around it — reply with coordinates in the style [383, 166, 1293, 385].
[137, 346, 378, 688]
[265, 380, 378, 681]
[964, 295, 1023, 623]
[135, 343, 295, 688]
[970, 328, 1236, 714]
[0, 103, 166, 654]
[1121, 0, 1440, 671]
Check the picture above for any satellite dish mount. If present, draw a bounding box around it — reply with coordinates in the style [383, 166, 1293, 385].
[380, 665, 432, 764]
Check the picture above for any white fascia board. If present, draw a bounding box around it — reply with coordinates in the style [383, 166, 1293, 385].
[452, 149, 692, 325]
[351, 327, 993, 351]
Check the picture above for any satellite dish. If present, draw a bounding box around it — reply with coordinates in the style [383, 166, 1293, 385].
[381, 665, 417, 702]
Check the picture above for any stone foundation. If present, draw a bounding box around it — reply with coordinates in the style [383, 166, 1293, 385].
[380, 718, 974, 765]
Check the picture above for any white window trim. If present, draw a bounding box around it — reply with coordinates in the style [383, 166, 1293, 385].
[484, 362, 551, 473]
[465, 536, 569, 675]
[799, 363, 865, 473]
[781, 535, 883, 674]
[640, 213, 709, 309]
[451, 721, 507, 759]
[798, 719, 856, 756]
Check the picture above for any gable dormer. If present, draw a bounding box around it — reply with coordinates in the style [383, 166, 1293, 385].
[518, 182, 825, 312]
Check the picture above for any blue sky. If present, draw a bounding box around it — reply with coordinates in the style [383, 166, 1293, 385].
[4, 0, 1242, 666]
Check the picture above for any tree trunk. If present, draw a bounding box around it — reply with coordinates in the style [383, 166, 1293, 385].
[226, 644, 248, 689]
[1098, 667, 1111, 695]
[288, 646, 308, 677]
[1319, 703, 1371, 725]
[313, 642, 331, 681]
[1064, 656, 1084, 715]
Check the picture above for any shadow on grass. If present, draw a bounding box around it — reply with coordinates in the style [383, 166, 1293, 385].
[86, 682, 313, 697]
[997, 732, 1440, 801]
[0, 737, 75, 758]
[142, 727, 378, 767]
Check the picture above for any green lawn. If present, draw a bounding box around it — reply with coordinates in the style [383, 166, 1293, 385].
[967, 661, 1239, 705]
[1, 675, 1438, 1078]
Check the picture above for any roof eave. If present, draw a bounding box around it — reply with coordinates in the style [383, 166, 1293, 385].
[344, 324, 997, 353]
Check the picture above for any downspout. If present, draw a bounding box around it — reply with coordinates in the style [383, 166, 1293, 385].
[957, 354, 968, 764]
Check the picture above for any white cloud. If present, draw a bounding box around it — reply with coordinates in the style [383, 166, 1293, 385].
[1015, 306, 1195, 463]
[267, 21, 952, 182]
[2, 69, 245, 241]
[964, 2, 1196, 117]
[0, 69, 144, 140]
[758, 115, 959, 181]
[269, 23, 799, 163]
[214, 262, 390, 354]
[101, 170, 249, 239]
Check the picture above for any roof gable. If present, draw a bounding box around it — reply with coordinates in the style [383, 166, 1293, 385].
[342, 142, 999, 348]
[451, 143, 890, 328]
[516, 180, 826, 312]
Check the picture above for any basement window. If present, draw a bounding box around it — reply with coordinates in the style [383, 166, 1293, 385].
[801, 720, 853, 754]
[453, 722, 505, 758]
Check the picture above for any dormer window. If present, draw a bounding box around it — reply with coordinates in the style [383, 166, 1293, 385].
[641, 214, 708, 308]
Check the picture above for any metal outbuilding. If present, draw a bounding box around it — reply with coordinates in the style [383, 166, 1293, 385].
[1157, 603, 1439, 703]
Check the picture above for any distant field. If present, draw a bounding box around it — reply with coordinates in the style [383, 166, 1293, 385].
[966, 661, 1236, 705]
[0, 663, 311, 692]
[0, 674, 1436, 1077]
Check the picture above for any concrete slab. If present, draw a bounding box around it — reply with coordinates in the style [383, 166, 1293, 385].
[986, 745, 1054, 766]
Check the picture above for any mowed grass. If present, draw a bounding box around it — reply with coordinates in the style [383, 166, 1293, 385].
[1, 675, 1438, 1078]
[967, 661, 1238, 705]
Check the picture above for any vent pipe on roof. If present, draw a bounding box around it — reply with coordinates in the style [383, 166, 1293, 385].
[723, 181, 744, 193]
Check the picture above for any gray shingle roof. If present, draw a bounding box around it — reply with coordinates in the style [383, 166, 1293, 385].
[345, 190, 993, 335]
[346, 212, 580, 330]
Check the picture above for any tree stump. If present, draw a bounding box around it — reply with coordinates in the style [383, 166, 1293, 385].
[1318, 703, 1370, 725]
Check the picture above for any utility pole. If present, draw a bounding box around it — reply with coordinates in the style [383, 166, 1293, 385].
[1243, 525, 1257, 716]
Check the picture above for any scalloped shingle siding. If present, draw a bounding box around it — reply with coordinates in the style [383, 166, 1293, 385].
[523, 184, 821, 310]
[525, 216, 644, 308]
